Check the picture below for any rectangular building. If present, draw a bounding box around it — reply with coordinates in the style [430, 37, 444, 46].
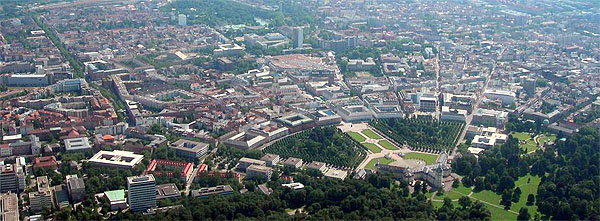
[170, 139, 209, 159]
[246, 165, 273, 180]
[127, 174, 156, 212]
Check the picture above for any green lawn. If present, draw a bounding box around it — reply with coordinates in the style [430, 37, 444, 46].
[362, 129, 382, 139]
[434, 190, 465, 201]
[378, 140, 398, 150]
[362, 143, 382, 153]
[485, 203, 517, 220]
[404, 152, 439, 165]
[365, 157, 395, 169]
[347, 132, 366, 142]
[512, 132, 538, 153]
[538, 134, 556, 144]
[451, 182, 472, 196]
[471, 190, 502, 205]
[512, 174, 542, 217]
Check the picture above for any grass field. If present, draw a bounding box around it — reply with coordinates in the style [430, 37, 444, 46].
[362, 129, 382, 139]
[347, 132, 366, 142]
[512, 132, 538, 153]
[434, 190, 465, 201]
[363, 143, 382, 153]
[512, 174, 541, 217]
[365, 157, 394, 169]
[378, 140, 397, 150]
[538, 134, 556, 145]
[404, 152, 439, 165]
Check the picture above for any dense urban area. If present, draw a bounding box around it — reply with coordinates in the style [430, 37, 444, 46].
[0, 0, 598, 220]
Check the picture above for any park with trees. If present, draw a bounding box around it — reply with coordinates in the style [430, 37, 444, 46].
[370, 117, 464, 153]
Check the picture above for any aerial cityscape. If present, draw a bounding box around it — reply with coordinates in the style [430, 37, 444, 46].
[0, 0, 598, 220]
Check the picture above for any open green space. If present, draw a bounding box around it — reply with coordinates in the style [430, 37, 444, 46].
[378, 140, 397, 150]
[512, 174, 541, 217]
[485, 203, 517, 220]
[471, 190, 502, 205]
[362, 129, 383, 139]
[452, 182, 473, 196]
[370, 117, 464, 152]
[362, 143, 382, 153]
[538, 134, 556, 144]
[434, 190, 465, 201]
[365, 157, 395, 169]
[347, 131, 367, 142]
[404, 152, 439, 165]
[511, 132, 538, 153]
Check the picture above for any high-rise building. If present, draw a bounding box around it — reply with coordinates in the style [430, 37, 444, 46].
[178, 14, 187, 26]
[29, 176, 52, 213]
[293, 27, 303, 48]
[524, 78, 536, 96]
[127, 174, 156, 212]
[0, 165, 18, 193]
[66, 175, 85, 203]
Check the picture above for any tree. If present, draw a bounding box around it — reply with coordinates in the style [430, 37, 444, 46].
[517, 207, 531, 220]
[526, 194, 535, 206]
[458, 196, 471, 209]
[512, 187, 522, 202]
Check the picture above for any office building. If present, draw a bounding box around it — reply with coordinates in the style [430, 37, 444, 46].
[0, 193, 18, 221]
[178, 14, 186, 26]
[88, 150, 144, 169]
[245, 165, 273, 180]
[260, 154, 280, 167]
[127, 174, 156, 212]
[237, 157, 266, 171]
[190, 185, 234, 198]
[170, 139, 209, 159]
[66, 175, 85, 203]
[0, 165, 18, 193]
[293, 27, 303, 48]
[28, 176, 52, 213]
[64, 137, 92, 152]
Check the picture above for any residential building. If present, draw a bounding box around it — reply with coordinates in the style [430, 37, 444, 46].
[127, 174, 156, 212]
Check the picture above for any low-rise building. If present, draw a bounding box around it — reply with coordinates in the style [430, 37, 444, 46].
[155, 184, 181, 200]
[64, 137, 92, 152]
[324, 168, 348, 180]
[0, 193, 18, 221]
[87, 150, 144, 169]
[103, 189, 127, 211]
[260, 154, 280, 167]
[306, 161, 327, 174]
[190, 185, 234, 198]
[246, 165, 273, 180]
[282, 157, 303, 168]
[440, 106, 467, 122]
[237, 157, 266, 171]
[170, 139, 209, 159]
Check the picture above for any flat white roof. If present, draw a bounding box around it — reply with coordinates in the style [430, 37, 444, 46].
[88, 150, 144, 168]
